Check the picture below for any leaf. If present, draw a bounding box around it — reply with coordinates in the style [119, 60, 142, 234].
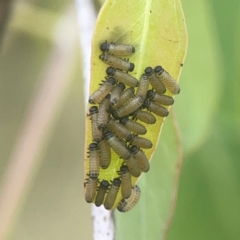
[84, 0, 187, 209]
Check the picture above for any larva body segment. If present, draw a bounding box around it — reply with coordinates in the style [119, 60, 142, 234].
[131, 109, 156, 124]
[98, 139, 111, 169]
[107, 118, 133, 141]
[112, 87, 135, 109]
[145, 67, 166, 94]
[135, 74, 149, 99]
[89, 77, 116, 104]
[147, 90, 174, 106]
[130, 135, 152, 149]
[154, 66, 180, 94]
[95, 180, 109, 207]
[100, 54, 135, 72]
[118, 165, 132, 199]
[84, 177, 98, 203]
[110, 83, 126, 106]
[88, 143, 100, 178]
[123, 155, 141, 177]
[100, 42, 135, 56]
[104, 131, 131, 159]
[89, 106, 103, 142]
[106, 67, 139, 87]
[117, 185, 141, 212]
[97, 94, 110, 129]
[114, 96, 144, 119]
[120, 117, 147, 135]
[104, 178, 121, 210]
[143, 99, 169, 117]
[129, 145, 149, 172]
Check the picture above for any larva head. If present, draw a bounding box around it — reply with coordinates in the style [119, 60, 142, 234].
[112, 178, 122, 187]
[119, 117, 128, 125]
[118, 82, 126, 91]
[89, 106, 99, 115]
[100, 41, 110, 52]
[89, 142, 98, 151]
[120, 165, 129, 174]
[154, 66, 164, 75]
[142, 99, 150, 109]
[100, 180, 109, 190]
[129, 145, 139, 155]
[146, 89, 155, 99]
[103, 131, 113, 140]
[144, 67, 154, 76]
[129, 63, 135, 72]
[111, 111, 120, 120]
[106, 67, 116, 76]
[106, 77, 116, 85]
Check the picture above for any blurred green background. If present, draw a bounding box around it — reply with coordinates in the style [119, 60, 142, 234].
[0, 0, 240, 240]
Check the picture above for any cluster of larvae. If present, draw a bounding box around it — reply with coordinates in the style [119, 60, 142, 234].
[85, 41, 180, 212]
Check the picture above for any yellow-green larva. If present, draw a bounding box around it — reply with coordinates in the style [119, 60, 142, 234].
[104, 131, 131, 159]
[123, 155, 141, 177]
[135, 74, 149, 99]
[110, 83, 126, 106]
[106, 67, 139, 87]
[129, 135, 152, 149]
[112, 87, 135, 109]
[89, 77, 116, 104]
[95, 180, 109, 207]
[131, 109, 156, 124]
[99, 54, 135, 72]
[147, 90, 174, 106]
[119, 117, 147, 135]
[97, 94, 110, 129]
[113, 96, 144, 119]
[144, 67, 166, 94]
[104, 178, 121, 210]
[88, 106, 103, 142]
[154, 66, 180, 94]
[117, 185, 141, 212]
[143, 99, 169, 117]
[84, 176, 98, 203]
[107, 118, 133, 142]
[129, 145, 149, 172]
[98, 139, 111, 169]
[100, 41, 135, 56]
[88, 142, 100, 178]
[118, 165, 132, 199]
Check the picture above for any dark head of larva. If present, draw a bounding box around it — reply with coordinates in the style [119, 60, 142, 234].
[120, 165, 129, 173]
[106, 67, 116, 76]
[119, 117, 128, 125]
[154, 66, 164, 75]
[146, 89, 154, 99]
[142, 99, 150, 109]
[112, 178, 121, 186]
[89, 106, 99, 115]
[111, 111, 120, 120]
[105, 93, 111, 99]
[89, 142, 98, 151]
[99, 54, 105, 61]
[129, 63, 135, 72]
[144, 67, 154, 76]
[106, 77, 116, 85]
[118, 82, 126, 91]
[100, 41, 109, 52]
[100, 180, 109, 189]
[129, 145, 139, 154]
[103, 131, 114, 140]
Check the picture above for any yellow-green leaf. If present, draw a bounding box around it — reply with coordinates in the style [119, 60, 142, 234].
[84, 0, 188, 209]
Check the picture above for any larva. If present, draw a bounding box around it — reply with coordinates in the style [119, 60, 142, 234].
[100, 41, 135, 56]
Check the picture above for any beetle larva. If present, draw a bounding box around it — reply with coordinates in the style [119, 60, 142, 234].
[131, 109, 156, 124]
[112, 87, 135, 109]
[135, 74, 149, 99]
[99, 54, 135, 72]
[107, 118, 133, 142]
[123, 155, 141, 177]
[129, 145, 149, 172]
[100, 41, 135, 56]
[144, 67, 166, 94]
[84, 176, 98, 203]
[110, 83, 126, 106]
[119, 117, 147, 135]
[98, 139, 111, 169]
[95, 180, 109, 207]
[143, 99, 169, 117]
[104, 178, 122, 210]
[117, 165, 132, 199]
[88, 142, 100, 178]
[154, 66, 180, 94]
[89, 77, 116, 104]
[147, 89, 174, 106]
[97, 94, 110, 129]
[129, 135, 152, 149]
[117, 185, 141, 212]
[106, 67, 139, 87]
[113, 96, 144, 119]
[104, 131, 131, 159]
[88, 106, 103, 142]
